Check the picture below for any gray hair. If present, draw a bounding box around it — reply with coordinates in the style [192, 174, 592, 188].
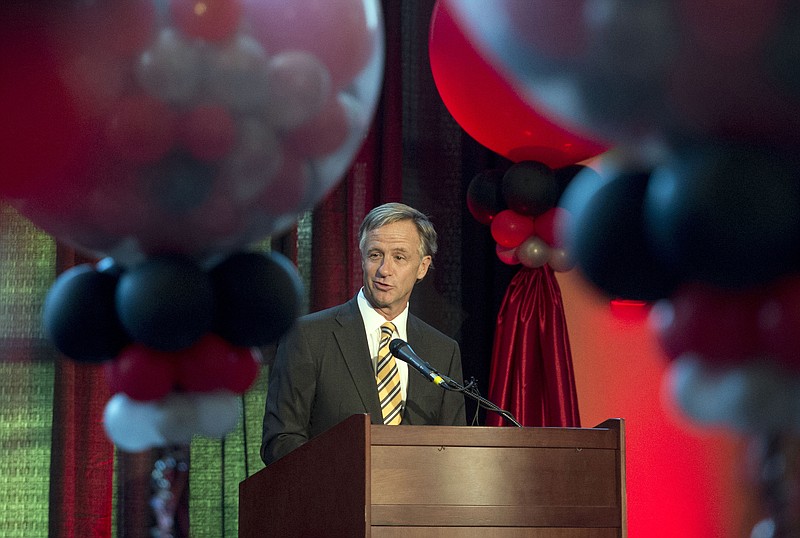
[358, 202, 438, 262]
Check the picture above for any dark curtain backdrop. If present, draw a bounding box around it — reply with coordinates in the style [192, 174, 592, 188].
[2, 1, 525, 536]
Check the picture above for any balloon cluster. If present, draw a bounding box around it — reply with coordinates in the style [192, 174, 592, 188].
[43, 250, 303, 452]
[467, 161, 595, 272]
[561, 154, 800, 430]
[1, 0, 383, 451]
[446, 0, 800, 436]
[1, 0, 383, 266]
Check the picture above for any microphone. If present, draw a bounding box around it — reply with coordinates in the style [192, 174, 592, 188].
[389, 338, 522, 427]
[389, 339, 448, 387]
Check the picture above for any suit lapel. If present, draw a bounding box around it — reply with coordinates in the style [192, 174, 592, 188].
[333, 298, 382, 420]
[404, 315, 431, 421]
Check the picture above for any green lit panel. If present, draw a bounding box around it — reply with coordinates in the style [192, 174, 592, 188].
[0, 204, 56, 341]
[0, 362, 55, 537]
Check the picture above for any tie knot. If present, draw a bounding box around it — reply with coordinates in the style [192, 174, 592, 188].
[379, 322, 396, 349]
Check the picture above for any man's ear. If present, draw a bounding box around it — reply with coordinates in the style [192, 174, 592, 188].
[416, 255, 432, 281]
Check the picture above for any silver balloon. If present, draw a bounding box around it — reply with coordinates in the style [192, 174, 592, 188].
[548, 247, 575, 272]
[517, 236, 551, 268]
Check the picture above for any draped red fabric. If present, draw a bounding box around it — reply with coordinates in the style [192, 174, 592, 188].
[486, 266, 581, 427]
[48, 246, 114, 537]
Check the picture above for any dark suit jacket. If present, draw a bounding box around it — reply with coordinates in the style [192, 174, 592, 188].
[261, 295, 467, 465]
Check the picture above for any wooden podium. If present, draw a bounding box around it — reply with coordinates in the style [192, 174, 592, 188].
[239, 414, 627, 537]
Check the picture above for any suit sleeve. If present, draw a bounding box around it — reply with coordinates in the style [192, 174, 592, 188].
[440, 341, 467, 426]
[260, 324, 316, 465]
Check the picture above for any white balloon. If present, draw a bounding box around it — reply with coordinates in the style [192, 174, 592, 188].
[206, 34, 270, 112]
[154, 393, 200, 446]
[667, 354, 796, 432]
[103, 394, 166, 453]
[192, 391, 242, 438]
[222, 117, 283, 202]
[136, 28, 203, 104]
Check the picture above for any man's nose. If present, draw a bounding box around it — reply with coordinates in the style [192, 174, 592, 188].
[378, 258, 393, 275]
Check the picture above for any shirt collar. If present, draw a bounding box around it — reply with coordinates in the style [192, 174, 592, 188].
[357, 288, 409, 338]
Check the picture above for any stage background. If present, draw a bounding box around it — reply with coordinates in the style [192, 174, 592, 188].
[0, 1, 763, 536]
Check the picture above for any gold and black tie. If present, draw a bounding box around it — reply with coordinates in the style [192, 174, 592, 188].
[376, 321, 402, 425]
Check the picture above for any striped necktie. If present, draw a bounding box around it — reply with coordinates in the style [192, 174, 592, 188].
[376, 321, 402, 425]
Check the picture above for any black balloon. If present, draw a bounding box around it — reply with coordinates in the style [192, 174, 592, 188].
[115, 255, 214, 351]
[561, 167, 680, 301]
[210, 251, 304, 347]
[95, 256, 124, 277]
[466, 168, 506, 225]
[501, 160, 558, 216]
[644, 145, 800, 289]
[43, 264, 130, 362]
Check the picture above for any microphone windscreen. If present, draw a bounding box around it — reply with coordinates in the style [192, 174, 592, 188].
[389, 338, 405, 354]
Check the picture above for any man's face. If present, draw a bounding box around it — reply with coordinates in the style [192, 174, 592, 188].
[361, 219, 431, 320]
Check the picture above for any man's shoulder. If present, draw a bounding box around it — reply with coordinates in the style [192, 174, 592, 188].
[297, 298, 358, 327]
[409, 314, 456, 346]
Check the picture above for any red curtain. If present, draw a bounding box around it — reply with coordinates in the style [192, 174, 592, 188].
[48, 248, 115, 538]
[486, 265, 581, 427]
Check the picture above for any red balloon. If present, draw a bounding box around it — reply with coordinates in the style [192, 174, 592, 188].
[224, 348, 262, 394]
[105, 344, 177, 401]
[534, 207, 566, 247]
[495, 244, 520, 265]
[428, 1, 607, 168]
[175, 333, 260, 393]
[284, 95, 350, 157]
[170, 0, 244, 43]
[649, 283, 762, 363]
[490, 209, 535, 249]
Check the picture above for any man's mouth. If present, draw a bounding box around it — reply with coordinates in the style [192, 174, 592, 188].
[373, 281, 391, 291]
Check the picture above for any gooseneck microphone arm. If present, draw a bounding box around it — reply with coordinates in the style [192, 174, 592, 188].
[446, 379, 523, 428]
[389, 338, 522, 428]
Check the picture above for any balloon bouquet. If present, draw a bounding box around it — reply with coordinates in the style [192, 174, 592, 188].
[429, 0, 607, 273]
[446, 0, 800, 534]
[1, 0, 383, 532]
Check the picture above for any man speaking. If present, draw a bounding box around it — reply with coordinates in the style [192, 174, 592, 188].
[261, 202, 467, 465]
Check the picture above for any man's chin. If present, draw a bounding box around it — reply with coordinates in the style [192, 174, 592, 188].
[365, 289, 392, 309]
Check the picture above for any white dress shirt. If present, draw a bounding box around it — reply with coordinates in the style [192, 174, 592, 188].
[357, 288, 410, 403]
